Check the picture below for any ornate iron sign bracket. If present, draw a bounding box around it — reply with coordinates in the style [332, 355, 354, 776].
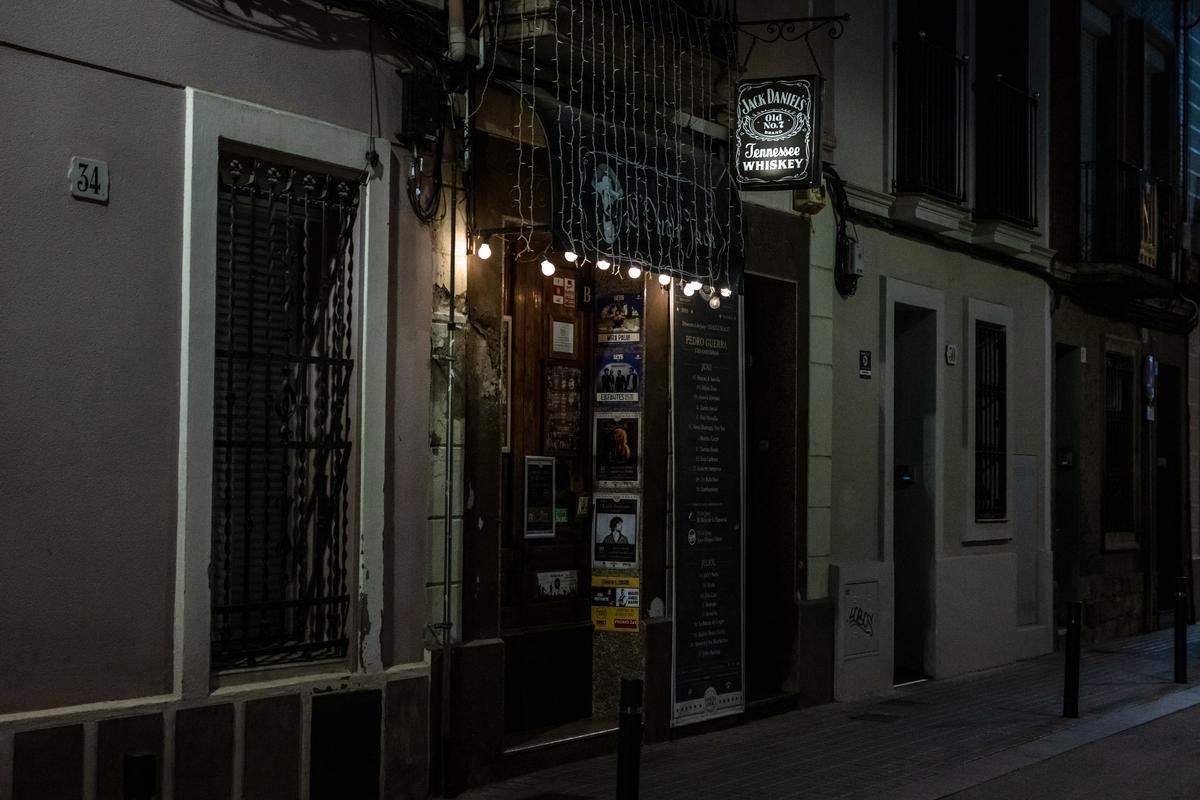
[735, 14, 850, 73]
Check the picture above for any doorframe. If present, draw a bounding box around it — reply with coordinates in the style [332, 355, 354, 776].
[881, 277, 945, 676]
[881, 278, 946, 564]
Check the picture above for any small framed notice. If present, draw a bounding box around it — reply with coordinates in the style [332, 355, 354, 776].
[552, 320, 576, 356]
[524, 456, 556, 538]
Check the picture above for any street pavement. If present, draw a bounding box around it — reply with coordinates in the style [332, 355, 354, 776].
[945, 704, 1200, 799]
[460, 628, 1200, 799]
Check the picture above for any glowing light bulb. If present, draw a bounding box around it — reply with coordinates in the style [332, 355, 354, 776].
[683, 283, 696, 297]
[658, 273, 672, 286]
[541, 259, 556, 276]
[596, 259, 611, 271]
[627, 265, 643, 279]
[477, 241, 492, 260]
[719, 287, 732, 298]
[709, 295, 721, 309]
[564, 251, 578, 263]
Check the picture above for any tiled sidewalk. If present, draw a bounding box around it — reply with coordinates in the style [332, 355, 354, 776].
[461, 629, 1200, 799]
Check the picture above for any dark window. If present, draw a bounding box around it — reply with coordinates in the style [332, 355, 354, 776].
[894, 0, 966, 202]
[974, 0, 1037, 227]
[1103, 352, 1136, 534]
[975, 322, 1007, 521]
[211, 151, 362, 671]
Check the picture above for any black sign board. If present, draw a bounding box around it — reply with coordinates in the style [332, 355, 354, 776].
[733, 76, 823, 190]
[671, 287, 744, 726]
[533, 99, 744, 291]
[859, 350, 872, 379]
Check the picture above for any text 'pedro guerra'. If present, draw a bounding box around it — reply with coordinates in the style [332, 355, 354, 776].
[733, 76, 823, 190]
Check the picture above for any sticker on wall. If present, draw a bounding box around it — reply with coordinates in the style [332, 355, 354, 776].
[548, 276, 579, 308]
[592, 493, 639, 569]
[591, 575, 641, 632]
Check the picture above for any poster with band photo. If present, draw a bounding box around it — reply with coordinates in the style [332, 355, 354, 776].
[593, 493, 640, 569]
[595, 346, 643, 406]
[594, 412, 641, 488]
[596, 292, 643, 344]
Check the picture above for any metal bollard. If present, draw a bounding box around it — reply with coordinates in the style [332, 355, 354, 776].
[1176, 576, 1189, 685]
[1063, 601, 1082, 719]
[616, 678, 644, 800]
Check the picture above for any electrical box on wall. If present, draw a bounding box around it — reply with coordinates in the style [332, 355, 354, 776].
[847, 238, 865, 276]
[396, 71, 443, 146]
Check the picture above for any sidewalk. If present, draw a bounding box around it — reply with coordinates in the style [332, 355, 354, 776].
[460, 628, 1200, 799]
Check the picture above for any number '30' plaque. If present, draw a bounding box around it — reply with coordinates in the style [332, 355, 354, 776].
[69, 156, 109, 203]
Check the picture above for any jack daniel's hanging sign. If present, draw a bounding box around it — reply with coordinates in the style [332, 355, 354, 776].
[733, 76, 823, 190]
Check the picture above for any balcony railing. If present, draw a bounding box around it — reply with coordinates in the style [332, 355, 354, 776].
[894, 33, 968, 203]
[975, 75, 1038, 228]
[1079, 160, 1176, 274]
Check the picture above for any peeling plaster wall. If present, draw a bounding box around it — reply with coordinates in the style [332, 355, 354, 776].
[427, 195, 468, 642]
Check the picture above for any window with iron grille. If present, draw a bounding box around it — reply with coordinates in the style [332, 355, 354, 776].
[211, 151, 362, 671]
[975, 322, 1006, 521]
[1103, 352, 1135, 535]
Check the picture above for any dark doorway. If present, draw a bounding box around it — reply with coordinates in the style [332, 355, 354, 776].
[1053, 345, 1083, 626]
[500, 252, 595, 736]
[744, 274, 799, 702]
[1154, 364, 1183, 624]
[893, 304, 936, 684]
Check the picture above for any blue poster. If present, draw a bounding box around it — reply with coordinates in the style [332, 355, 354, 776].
[595, 347, 643, 407]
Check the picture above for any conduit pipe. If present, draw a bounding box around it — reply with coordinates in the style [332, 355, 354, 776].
[448, 0, 467, 62]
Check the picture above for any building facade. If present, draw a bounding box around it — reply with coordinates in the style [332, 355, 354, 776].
[0, 2, 436, 797]
[6, 1, 1200, 798]
[1049, 0, 1198, 641]
[791, 0, 1057, 699]
[424, 0, 820, 791]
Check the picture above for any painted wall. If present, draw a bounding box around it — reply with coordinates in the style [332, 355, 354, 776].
[0, 2, 429, 713]
[831, 239, 1049, 558]
[0, 0, 404, 135]
[0, 49, 183, 713]
[829, 226, 1053, 690]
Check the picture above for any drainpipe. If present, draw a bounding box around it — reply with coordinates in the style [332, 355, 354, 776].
[439, 5, 467, 792]
[448, 0, 467, 62]
[438, 165, 458, 796]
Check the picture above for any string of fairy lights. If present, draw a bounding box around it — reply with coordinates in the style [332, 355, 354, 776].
[474, 0, 742, 308]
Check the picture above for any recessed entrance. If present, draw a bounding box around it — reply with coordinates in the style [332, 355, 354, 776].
[892, 303, 937, 684]
[501, 252, 595, 737]
[743, 273, 799, 702]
